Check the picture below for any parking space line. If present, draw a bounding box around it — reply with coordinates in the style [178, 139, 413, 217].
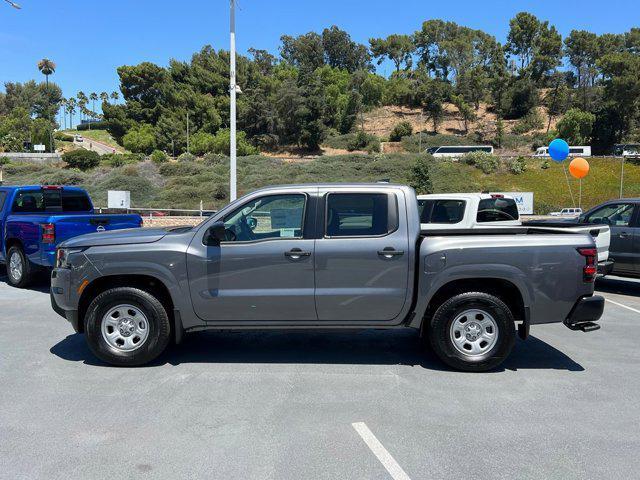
[352, 422, 411, 480]
[605, 298, 640, 314]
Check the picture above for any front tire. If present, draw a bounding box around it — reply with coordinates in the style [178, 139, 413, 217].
[6, 246, 33, 288]
[84, 287, 171, 366]
[427, 292, 515, 372]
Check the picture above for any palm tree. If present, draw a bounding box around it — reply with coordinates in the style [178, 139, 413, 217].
[89, 92, 98, 115]
[66, 98, 76, 129]
[37, 58, 56, 87]
[100, 91, 109, 104]
[77, 91, 87, 123]
[110, 91, 120, 104]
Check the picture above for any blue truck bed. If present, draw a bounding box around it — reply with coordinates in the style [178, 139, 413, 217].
[0, 185, 142, 287]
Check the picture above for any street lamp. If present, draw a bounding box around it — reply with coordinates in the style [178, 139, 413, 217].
[3, 0, 21, 8]
[229, 0, 237, 201]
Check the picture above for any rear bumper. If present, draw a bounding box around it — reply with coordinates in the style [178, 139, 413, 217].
[598, 260, 614, 276]
[564, 295, 604, 332]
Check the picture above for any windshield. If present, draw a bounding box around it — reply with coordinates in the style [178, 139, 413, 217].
[476, 197, 519, 222]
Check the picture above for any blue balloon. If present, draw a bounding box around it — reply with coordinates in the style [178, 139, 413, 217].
[549, 138, 569, 162]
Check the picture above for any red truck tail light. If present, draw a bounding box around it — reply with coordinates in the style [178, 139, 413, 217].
[42, 185, 63, 190]
[41, 223, 55, 244]
[578, 247, 597, 282]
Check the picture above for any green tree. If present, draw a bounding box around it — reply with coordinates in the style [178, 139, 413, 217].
[451, 94, 476, 133]
[369, 34, 414, 72]
[564, 30, 599, 109]
[122, 123, 157, 154]
[506, 12, 540, 71]
[37, 58, 56, 87]
[190, 130, 216, 155]
[321, 26, 371, 72]
[556, 108, 596, 144]
[110, 91, 120, 104]
[410, 156, 433, 194]
[280, 32, 324, 73]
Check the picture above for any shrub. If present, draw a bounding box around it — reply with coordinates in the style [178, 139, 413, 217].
[409, 155, 434, 194]
[62, 149, 100, 171]
[0, 156, 10, 166]
[464, 151, 499, 174]
[159, 161, 205, 177]
[40, 169, 87, 185]
[347, 131, 380, 152]
[510, 156, 527, 174]
[54, 132, 73, 142]
[190, 131, 216, 155]
[101, 153, 143, 167]
[177, 152, 196, 163]
[210, 128, 258, 156]
[389, 121, 413, 142]
[122, 124, 156, 154]
[150, 149, 168, 164]
[512, 110, 544, 134]
[541, 160, 550, 169]
[203, 152, 228, 165]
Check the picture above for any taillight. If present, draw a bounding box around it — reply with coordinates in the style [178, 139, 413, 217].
[42, 223, 55, 244]
[578, 247, 597, 282]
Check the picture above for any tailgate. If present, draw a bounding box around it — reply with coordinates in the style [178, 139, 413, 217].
[52, 214, 143, 244]
[523, 221, 610, 262]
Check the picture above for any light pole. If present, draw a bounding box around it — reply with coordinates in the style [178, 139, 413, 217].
[3, 0, 21, 8]
[229, 0, 237, 201]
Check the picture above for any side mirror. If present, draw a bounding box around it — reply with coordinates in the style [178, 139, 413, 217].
[204, 221, 226, 246]
[247, 216, 257, 230]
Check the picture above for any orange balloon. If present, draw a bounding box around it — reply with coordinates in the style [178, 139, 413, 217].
[569, 157, 589, 179]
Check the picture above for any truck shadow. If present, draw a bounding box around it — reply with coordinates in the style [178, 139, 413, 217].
[596, 276, 640, 297]
[0, 266, 51, 293]
[50, 330, 584, 372]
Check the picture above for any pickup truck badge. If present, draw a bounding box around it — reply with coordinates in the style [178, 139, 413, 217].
[96, 225, 106, 232]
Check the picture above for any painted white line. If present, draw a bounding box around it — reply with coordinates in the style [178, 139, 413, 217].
[352, 422, 411, 480]
[605, 297, 640, 314]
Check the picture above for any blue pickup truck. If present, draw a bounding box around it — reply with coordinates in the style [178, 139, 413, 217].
[0, 185, 142, 288]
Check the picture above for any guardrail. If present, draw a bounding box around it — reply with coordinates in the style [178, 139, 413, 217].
[96, 207, 215, 218]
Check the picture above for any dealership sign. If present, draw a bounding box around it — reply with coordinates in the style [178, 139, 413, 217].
[493, 192, 534, 215]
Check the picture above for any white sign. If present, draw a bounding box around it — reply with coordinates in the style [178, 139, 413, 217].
[108, 190, 131, 209]
[33, 144, 46, 152]
[493, 192, 534, 215]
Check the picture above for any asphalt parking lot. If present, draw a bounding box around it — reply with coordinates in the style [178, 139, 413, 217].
[1, 270, 639, 480]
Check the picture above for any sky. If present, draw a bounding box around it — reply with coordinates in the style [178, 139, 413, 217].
[1, 0, 639, 105]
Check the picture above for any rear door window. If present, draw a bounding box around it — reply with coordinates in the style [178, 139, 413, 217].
[326, 193, 395, 237]
[0, 191, 7, 211]
[62, 190, 92, 211]
[11, 189, 90, 213]
[477, 197, 519, 222]
[421, 199, 466, 224]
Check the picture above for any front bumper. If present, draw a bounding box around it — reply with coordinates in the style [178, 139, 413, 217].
[564, 295, 604, 332]
[50, 268, 81, 332]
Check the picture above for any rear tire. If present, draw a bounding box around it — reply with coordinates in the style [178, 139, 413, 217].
[84, 287, 171, 366]
[6, 246, 33, 288]
[427, 292, 515, 372]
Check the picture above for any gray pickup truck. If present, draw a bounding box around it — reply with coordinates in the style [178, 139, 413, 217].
[50, 184, 604, 371]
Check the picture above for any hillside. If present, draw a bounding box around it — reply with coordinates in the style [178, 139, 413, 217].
[0, 154, 636, 213]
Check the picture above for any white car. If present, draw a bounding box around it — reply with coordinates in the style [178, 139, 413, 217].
[550, 208, 583, 217]
[74, 135, 84, 143]
[534, 146, 591, 157]
[417, 193, 521, 230]
[417, 193, 610, 268]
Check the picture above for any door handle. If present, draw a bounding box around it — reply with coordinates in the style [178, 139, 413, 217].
[284, 248, 311, 259]
[378, 248, 405, 258]
[619, 232, 629, 239]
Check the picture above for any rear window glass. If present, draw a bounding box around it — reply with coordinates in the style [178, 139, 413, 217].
[12, 189, 91, 213]
[326, 193, 393, 237]
[419, 199, 466, 224]
[476, 197, 519, 222]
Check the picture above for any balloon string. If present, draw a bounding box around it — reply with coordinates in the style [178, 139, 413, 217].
[562, 163, 576, 207]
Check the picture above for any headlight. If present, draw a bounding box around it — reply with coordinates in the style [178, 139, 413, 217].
[55, 248, 85, 268]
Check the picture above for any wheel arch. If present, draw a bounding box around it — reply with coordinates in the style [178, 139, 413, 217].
[417, 277, 527, 335]
[78, 274, 182, 342]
